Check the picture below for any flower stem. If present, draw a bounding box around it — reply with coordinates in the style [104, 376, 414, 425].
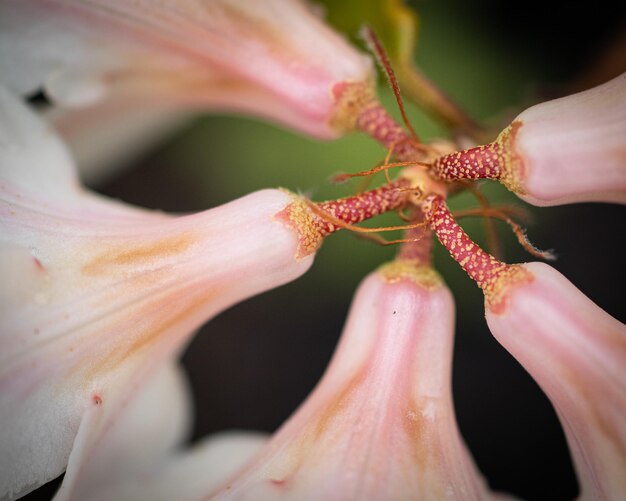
[430, 122, 525, 193]
[396, 208, 433, 266]
[355, 101, 423, 162]
[276, 179, 410, 259]
[421, 194, 531, 310]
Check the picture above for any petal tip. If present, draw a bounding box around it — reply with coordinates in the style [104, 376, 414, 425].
[484, 264, 535, 315]
[273, 192, 324, 261]
[377, 259, 443, 290]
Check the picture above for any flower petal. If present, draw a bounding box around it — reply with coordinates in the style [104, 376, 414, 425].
[0, 0, 373, 139]
[205, 263, 496, 500]
[0, 88, 315, 499]
[45, 104, 191, 185]
[55, 362, 192, 500]
[512, 73, 626, 206]
[73, 432, 269, 501]
[486, 262, 626, 500]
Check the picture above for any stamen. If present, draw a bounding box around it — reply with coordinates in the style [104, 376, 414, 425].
[452, 205, 529, 223]
[398, 63, 483, 138]
[354, 233, 425, 247]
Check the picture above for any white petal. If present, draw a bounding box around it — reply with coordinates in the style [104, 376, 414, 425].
[53, 362, 192, 500]
[85, 432, 268, 501]
[46, 104, 191, 185]
[0, 88, 315, 499]
[0, 0, 373, 138]
[0, 2, 117, 98]
[0, 86, 77, 198]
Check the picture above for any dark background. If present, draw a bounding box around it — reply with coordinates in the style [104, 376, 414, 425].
[27, 1, 625, 500]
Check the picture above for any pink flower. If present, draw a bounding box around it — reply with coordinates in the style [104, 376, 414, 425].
[0, 0, 373, 140]
[429, 74, 626, 206]
[486, 262, 626, 500]
[0, 0, 376, 180]
[510, 74, 626, 206]
[0, 87, 317, 500]
[421, 188, 625, 499]
[55, 260, 511, 500]
[1, 3, 623, 498]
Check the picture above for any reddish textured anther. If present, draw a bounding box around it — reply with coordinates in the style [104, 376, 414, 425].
[355, 103, 422, 162]
[421, 194, 507, 290]
[315, 179, 410, 236]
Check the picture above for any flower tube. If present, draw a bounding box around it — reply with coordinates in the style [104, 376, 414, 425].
[0, 86, 316, 500]
[485, 262, 626, 501]
[430, 73, 626, 205]
[209, 262, 490, 500]
[422, 192, 626, 499]
[0, 0, 373, 140]
[75, 258, 513, 500]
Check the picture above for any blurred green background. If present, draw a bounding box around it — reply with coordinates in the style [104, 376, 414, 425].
[29, 0, 625, 500]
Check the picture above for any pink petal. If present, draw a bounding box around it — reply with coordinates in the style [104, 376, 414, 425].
[486, 262, 626, 500]
[512, 73, 626, 206]
[205, 263, 496, 500]
[0, 88, 315, 499]
[45, 104, 191, 185]
[0, 0, 373, 139]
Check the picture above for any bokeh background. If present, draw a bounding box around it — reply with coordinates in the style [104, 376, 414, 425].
[27, 0, 625, 500]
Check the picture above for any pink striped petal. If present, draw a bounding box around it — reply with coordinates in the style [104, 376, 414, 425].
[204, 263, 497, 500]
[486, 262, 626, 500]
[45, 263, 529, 500]
[0, 88, 315, 499]
[0, 0, 373, 139]
[511, 73, 626, 206]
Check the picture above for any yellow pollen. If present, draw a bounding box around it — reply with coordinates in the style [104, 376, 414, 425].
[378, 260, 443, 289]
